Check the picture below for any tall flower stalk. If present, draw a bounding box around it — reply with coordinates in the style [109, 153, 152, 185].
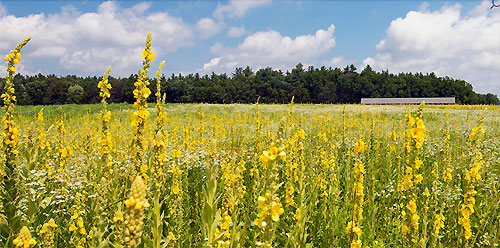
[459, 113, 484, 244]
[131, 32, 155, 178]
[347, 139, 365, 248]
[0, 37, 30, 245]
[401, 102, 426, 245]
[151, 61, 166, 187]
[97, 66, 112, 177]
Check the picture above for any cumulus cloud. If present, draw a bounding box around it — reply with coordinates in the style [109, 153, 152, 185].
[203, 57, 222, 70]
[0, 1, 195, 76]
[214, 0, 271, 19]
[196, 17, 223, 39]
[201, 25, 336, 73]
[227, 26, 246, 38]
[363, 0, 500, 96]
[323, 56, 355, 69]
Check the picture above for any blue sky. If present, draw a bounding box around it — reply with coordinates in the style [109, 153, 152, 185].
[1, 0, 499, 96]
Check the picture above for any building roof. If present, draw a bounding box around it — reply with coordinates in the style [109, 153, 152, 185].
[361, 97, 455, 105]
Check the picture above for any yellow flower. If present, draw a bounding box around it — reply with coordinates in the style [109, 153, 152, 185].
[69, 224, 77, 232]
[422, 187, 430, 197]
[403, 174, 413, 189]
[77, 218, 84, 228]
[354, 139, 365, 155]
[414, 158, 422, 170]
[113, 210, 124, 223]
[124, 198, 136, 208]
[350, 240, 362, 248]
[407, 200, 417, 214]
[346, 221, 355, 233]
[147, 51, 155, 62]
[39, 224, 49, 234]
[414, 174, 423, 185]
[416, 118, 425, 129]
[297, 129, 305, 139]
[172, 149, 181, 159]
[257, 196, 267, 206]
[278, 150, 286, 161]
[268, 147, 278, 160]
[168, 232, 177, 241]
[260, 152, 270, 163]
[47, 218, 58, 228]
[171, 185, 181, 195]
[412, 213, 420, 225]
[13, 226, 37, 248]
[270, 201, 284, 221]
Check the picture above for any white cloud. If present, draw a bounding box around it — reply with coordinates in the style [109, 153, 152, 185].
[196, 17, 223, 39]
[0, 1, 195, 76]
[323, 56, 354, 68]
[214, 0, 271, 19]
[363, 0, 500, 96]
[203, 57, 221, 70]
[227, 26, 246, 38]
[200, 25, 336, 73]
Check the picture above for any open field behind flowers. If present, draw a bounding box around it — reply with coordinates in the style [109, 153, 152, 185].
[2, 35, 500, 248]
[3, 102, 500, 248]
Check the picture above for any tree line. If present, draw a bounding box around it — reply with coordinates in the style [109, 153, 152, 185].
[1, 63, 498, 105]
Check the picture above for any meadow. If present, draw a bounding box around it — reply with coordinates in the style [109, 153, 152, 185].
[0, 101, 498, 248]
[1, 35, 499, 248]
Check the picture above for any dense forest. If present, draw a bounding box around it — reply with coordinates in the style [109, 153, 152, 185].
[1, 64, 499, 105]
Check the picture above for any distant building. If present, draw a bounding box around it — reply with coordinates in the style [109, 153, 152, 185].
[360, 97, 455, 105]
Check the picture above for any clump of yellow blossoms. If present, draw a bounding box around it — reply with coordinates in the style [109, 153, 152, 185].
[401, 103, 425, 245]
[131, 32, 155, 176]
[151, 61, 166, 184]
[259, 146, 286, 164]
[347, 139, 365, 248]
[459, 115, 484, 240]
[13, 226, 37, 248]
[97, 66, 113, 174]
[124, 176, 149, 247]
[1, 37, 30, 244]
[68, 193, 93, 248]
[39, 218, 58, 248]
[255, 192, 284, 228]
[434, 214, 445, 236]
[1, 37, 30, 158]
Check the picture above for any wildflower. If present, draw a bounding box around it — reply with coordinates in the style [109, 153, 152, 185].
[407, 200, 417, 214]
[434, 214, 445, 235]
[354, 139, 365, 155]
[113, 210, 124, 223]
[13, 226, 37, 248]
[168, 232, 177, 241]
[124, 176, 149, 248]
[131, 33, 154, 175]
[171, 185, 181, 195]
[172, 149, 181, 159]
[270, 201, 284, 221]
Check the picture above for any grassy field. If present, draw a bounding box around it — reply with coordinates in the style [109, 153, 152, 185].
[1, 102, 499, 247]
